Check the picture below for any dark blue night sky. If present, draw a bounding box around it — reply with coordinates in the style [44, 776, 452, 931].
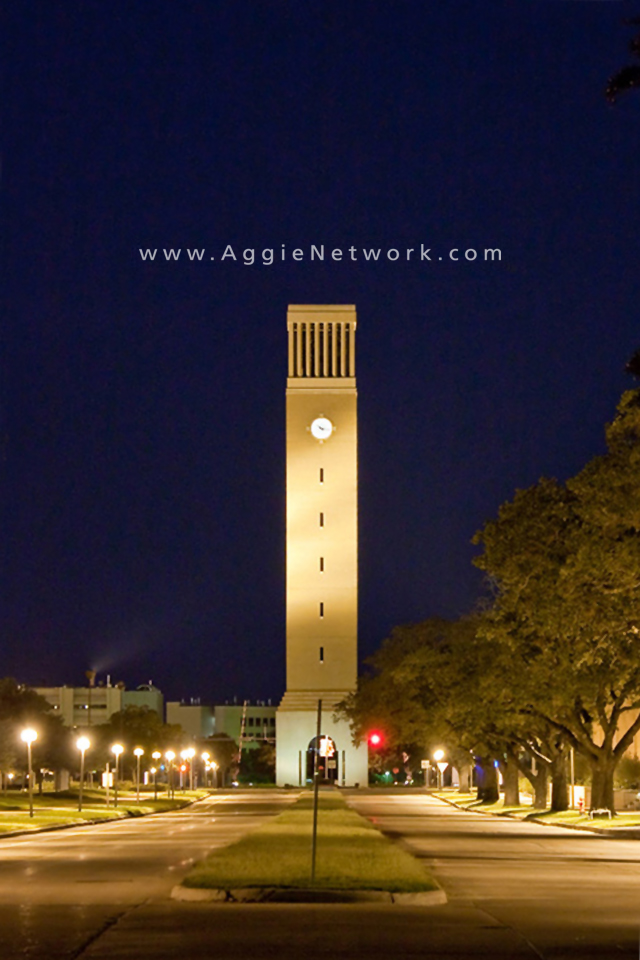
[3, 2, 640, 702]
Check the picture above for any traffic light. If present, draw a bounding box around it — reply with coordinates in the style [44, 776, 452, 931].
[368, 731, 383, 747]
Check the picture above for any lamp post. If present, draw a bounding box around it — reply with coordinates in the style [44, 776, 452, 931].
[201, 752, 210, 788]
[152, 752, 162, 800]
[20, 728, 37, 818]
[165, 751, 175, 799]
[211, 760, 219, 789]
[111, 743, 124, 807]
[134, 747, 144, 802]
[187, 748, 196, 790]
[76, 736, 91, 812]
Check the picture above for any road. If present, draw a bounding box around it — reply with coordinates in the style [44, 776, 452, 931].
[1, 789, 639, 959]
[0, 791, 296, 959]
[348, 792, 640, 958]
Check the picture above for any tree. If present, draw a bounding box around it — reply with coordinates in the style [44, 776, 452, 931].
[473, 387, 640, 812]
[205, 734, 239, 786]
[238, 741, 275, 784]
[625, 348, 640, 381]
[606, 17, 640, 102]
[0, 679, 71, 787]
[338, 617, 502, 800]
[92, 706, 186, 778]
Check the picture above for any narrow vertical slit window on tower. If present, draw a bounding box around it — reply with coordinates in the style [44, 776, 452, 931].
[319, 468, 324, 484]
[319, 512, 324, 527]
[319, 646, 324, 663]
[319, 557, 324, 572]
[319, 602, 324, 618]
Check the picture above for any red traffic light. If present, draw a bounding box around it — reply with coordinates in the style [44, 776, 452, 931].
[368, 732, 383, 747]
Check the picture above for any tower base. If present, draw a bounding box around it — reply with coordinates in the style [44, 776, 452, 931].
[276, 695, 368, 787]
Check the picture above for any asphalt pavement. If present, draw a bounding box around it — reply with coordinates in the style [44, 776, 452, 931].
[347, 792, 640, 958]
[1, 789, 639, 959]
[0, 791, 296, 959]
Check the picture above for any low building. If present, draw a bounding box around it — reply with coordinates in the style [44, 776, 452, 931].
[122, 682, 164, 719]
[165, 699, 276, 748]
[34, 679, 164, 727]
[215, 700, 276, 749]
[34, 683, 124, 728]
[166, 700, 215, 739]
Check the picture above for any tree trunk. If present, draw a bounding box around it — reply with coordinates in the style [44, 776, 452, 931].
[550, 754, 569, 812]
[475, 758, 499, 803]
[502, 746, 520, 806]
[515, 753, 548, 809]
[522, 765, 547, 808]
[532, 765, 548, 809]
[590, 755, 617, 813]
[457, 762, 472, 793]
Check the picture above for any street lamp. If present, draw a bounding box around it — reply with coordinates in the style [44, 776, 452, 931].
[152, 751, 162, 800]
[211, 760, 219, 789]
[133, 747, 144, 802]
[165, 750, 175, 799]
[187, 747, 196, 790]
[201, 752, 210, 788]
[20, 728, 37, 818]
[76, 736, 91, 811]
[111, 743, 124, 807]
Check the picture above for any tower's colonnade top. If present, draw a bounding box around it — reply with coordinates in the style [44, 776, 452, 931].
[287, 305, 356, 379]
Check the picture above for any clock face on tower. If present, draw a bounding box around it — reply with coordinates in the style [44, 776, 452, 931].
[310, 417, 333, 440]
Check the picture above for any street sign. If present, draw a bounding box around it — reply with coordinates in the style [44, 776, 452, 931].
[326, 759, 337, 769]
[421, 760, 429, 769]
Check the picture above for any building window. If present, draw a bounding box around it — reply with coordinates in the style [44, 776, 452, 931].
[319, 557, 324, 572]
[319, 646, 324, 662]
[319, 512, 324, 527]
[319, 602, 324, 618]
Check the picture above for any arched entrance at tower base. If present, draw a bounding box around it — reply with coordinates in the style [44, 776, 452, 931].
[306, 735, 338, 783]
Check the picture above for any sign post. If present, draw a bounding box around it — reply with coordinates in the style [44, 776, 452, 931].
[311, 699, 322, 884]
[421, 759, 430, 788]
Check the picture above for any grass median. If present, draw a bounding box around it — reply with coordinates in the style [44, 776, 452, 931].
[0, 788, 205, 833]
[183, 791, 438, 892]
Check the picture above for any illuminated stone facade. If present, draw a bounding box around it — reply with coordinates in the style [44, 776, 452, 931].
[276, 305, 368, 786]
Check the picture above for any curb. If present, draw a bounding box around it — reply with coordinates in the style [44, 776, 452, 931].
[171, 884, 447, 905]
[434, 793, 640, 839]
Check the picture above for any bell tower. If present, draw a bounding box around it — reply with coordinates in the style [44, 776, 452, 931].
[276, 305, 368, 786]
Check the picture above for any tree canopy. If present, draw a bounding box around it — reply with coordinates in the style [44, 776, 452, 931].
[342, 383, 640, 813]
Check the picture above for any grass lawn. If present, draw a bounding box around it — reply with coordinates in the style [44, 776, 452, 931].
[533, 810, 640, 829]
[0, 789, 205, 833]
[435, 790, 640, 828]
[184, 791, 439, 892]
